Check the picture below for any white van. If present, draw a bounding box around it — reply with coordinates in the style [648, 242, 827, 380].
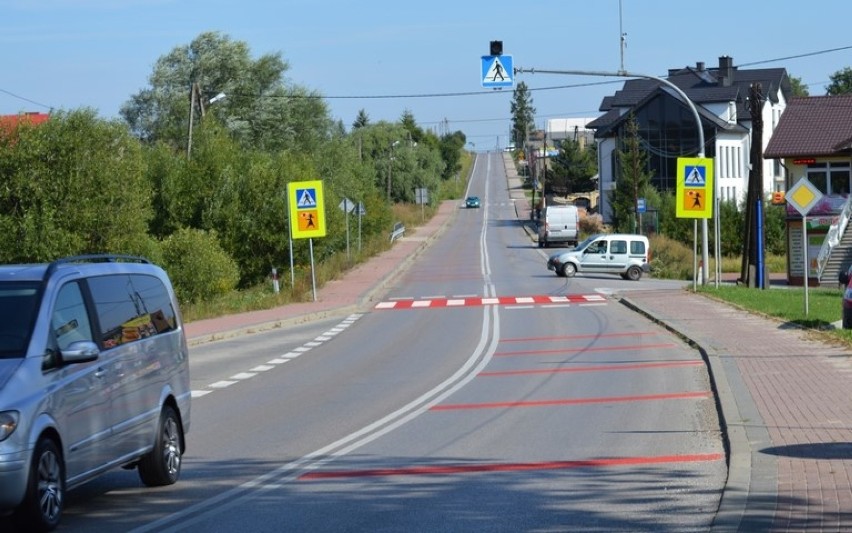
[546, 233, 651, 280]
[537, 205, 579, 248]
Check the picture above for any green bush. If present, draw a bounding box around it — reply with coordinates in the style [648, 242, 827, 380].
[161, 228, 240, 304]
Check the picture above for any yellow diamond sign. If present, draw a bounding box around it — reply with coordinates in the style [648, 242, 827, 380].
[786, 177, 823, 216]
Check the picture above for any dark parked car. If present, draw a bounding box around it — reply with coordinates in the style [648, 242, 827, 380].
[840, 266, 852, 328]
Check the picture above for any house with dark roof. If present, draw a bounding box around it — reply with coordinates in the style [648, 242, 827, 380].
[587, 56, 791, 224]
[764, 94, 852, 285]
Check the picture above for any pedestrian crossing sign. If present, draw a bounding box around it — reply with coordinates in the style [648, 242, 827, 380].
[288, 180, 326, 239]
[676, 157, 714, 219]
[481, 55, 513, 89]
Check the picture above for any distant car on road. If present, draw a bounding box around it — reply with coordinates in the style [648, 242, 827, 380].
[465, 196, 481, 208]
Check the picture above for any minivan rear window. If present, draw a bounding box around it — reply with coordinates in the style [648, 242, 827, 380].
[87, 274, 177, 349]
[0, 282, 40, 357]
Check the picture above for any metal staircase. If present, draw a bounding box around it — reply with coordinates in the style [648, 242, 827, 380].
[817, 195, 852, 287]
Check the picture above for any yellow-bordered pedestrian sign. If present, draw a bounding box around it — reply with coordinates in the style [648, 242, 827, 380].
[288, 180, 326, 239]
[676, 157, 714, 219]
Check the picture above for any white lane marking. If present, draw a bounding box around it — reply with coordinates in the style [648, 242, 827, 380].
[446, 299, 465, 306]
[190, 315, 362, 399]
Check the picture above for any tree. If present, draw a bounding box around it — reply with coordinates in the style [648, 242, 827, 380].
[352, 109, 370, 129]
[826, 66, 852, 95]
[510, 81, 535, 149]
[610, 115, 652, 233]
[549, 139, 597, 196]
[120, 31, 331, 154]
[0, 109, 155, 262]
[789, 75, 809, 97]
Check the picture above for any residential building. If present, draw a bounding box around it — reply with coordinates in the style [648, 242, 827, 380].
[587, 56, 792, 223]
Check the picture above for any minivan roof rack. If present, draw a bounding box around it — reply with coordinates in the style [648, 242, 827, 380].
[43, 254, 151, 281]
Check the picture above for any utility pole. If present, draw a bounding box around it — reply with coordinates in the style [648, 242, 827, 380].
[741, 83, 767, 288]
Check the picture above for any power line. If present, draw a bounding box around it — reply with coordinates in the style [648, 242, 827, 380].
[0, 88, 53, 111]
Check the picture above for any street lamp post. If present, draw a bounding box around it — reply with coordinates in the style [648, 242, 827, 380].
[187, 84, 226, 159]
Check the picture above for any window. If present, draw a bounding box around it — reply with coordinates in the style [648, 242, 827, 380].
[51, 282, 94, 351]
[610, 240, 627, 254]
[87, 274, 176, 349]
[807, 162, 851, 195]
[629, 240, 646, 255]
[0, 283, 40, 357]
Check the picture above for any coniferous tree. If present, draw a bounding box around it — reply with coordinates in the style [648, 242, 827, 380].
[610, 115, 652, 233]
[510, 81, 535, 149]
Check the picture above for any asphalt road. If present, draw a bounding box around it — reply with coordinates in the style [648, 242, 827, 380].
[21, 152, 726, 532]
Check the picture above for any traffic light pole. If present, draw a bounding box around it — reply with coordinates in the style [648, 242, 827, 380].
[514, 66, 711, 285]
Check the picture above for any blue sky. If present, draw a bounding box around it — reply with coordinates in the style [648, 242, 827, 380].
[2, 0, 850, 150]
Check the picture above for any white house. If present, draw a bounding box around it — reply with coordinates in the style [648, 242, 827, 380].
[586, 56, 792, 223]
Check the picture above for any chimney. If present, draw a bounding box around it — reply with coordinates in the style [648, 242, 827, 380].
[718, 56, 734, 87]
[696, 61, 705, 72]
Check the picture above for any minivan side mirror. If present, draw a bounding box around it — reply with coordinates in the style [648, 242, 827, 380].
[61, 340, 100, 364]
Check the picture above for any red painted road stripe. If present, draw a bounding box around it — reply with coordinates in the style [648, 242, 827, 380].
[494, 342, 679, 357]
[501, 331, 661, 343]
[478, 360, 703, 377]
[299, 453, 724, 480]
[430, 391, 710, 411]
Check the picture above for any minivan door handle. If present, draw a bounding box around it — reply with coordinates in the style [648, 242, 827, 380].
[94, 367, 107, 379]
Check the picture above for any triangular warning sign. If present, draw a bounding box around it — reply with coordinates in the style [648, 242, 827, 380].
[484, 57, 509, 84]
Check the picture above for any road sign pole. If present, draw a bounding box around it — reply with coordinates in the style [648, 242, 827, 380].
[803, 218, 809, 315]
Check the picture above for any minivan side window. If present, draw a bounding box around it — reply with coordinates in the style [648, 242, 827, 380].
[610, 240, 627, 254]
[51, 282, 95, 351]
[87, 274, 177, 349]
[630, 240, 646, 255]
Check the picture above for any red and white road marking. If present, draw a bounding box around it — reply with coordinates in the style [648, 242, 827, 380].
[374, 294, 607, 310]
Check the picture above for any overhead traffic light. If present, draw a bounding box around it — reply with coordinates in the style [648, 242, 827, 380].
[490, 40, 503, 56]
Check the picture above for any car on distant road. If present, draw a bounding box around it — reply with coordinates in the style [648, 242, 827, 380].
[465, 196, 481, 208]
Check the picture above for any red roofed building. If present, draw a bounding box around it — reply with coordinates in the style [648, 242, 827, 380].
[764, 94, 852, 285]
[0, 112, 50, 136]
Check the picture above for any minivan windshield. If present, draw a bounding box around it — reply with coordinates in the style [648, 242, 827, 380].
[0, 282, 40, 358]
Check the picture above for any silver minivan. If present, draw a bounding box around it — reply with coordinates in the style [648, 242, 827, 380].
[546, 233, 651, 280]
[0, 255, 190, 531]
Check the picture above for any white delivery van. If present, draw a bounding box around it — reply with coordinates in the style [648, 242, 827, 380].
[537, 205, 579, 248]
[546, 233, 651, 280]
